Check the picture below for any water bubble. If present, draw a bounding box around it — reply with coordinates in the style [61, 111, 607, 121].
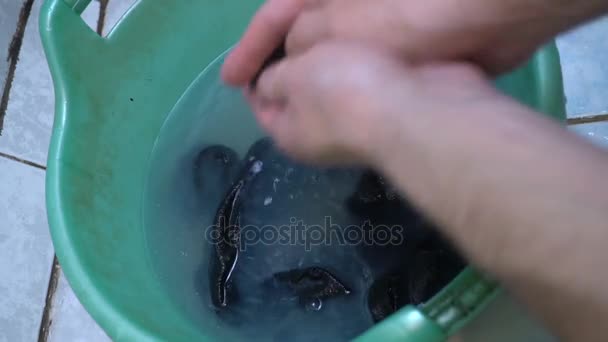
[250, 160, 263, 175]
[264, 196, 273, 206]
[305, 297, 323, 312]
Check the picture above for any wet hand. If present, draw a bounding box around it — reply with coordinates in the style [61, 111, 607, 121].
[249, 42, 499, 166]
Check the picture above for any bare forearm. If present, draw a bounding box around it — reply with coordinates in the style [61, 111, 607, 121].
[373, 97, 608, 339]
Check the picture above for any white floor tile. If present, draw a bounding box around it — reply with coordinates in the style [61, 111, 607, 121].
[47, 270, 111, 342]
[557, 16, 608, 117]
[0, 157, 54, 342]
[0, 0, 54, 166]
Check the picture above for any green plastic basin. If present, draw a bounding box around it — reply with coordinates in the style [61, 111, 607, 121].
[39, 0, 566, 341]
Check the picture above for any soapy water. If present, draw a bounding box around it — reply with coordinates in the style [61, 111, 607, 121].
[145, 136, 460, 341]
[195, 138, 433, 341]
[142, 60, 464, 341]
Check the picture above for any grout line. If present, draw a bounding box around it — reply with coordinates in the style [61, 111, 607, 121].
[97, 0, 109, 36]
[38, 256, 61, 342]
[567, 113, 608, 126]
[0, 0, 35, 135]
[0, 151, 46, 170]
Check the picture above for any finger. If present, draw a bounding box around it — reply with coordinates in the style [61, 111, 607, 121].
[255, 60, 290, 103]
[251, 94, 297, 153]
[263, 111, 299, 159]
[251, 97, 285, 135]
[302, 0, 328, 8]
[221, 0, 308, 86]
[285, 7, 330, 54]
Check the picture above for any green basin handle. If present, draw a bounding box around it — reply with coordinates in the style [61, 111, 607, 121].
[63, 0, 93, 15]
[354, 307, 445, 342]
[354, 268, 499, 341]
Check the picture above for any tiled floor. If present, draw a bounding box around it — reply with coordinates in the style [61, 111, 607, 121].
[0, 157, 53, 342]
[0, 0, 54, 165]
[557, 18, 608, 116]
[0, 0, 23, 82]
[0, 1, 607, 341]
[46, 270, 112, 342]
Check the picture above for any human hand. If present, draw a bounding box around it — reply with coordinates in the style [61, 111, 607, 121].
[222, 0, 608, 86]
[249, 41, 499, 166]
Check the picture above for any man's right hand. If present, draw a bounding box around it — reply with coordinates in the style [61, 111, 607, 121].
[221, 0, 607, 86]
